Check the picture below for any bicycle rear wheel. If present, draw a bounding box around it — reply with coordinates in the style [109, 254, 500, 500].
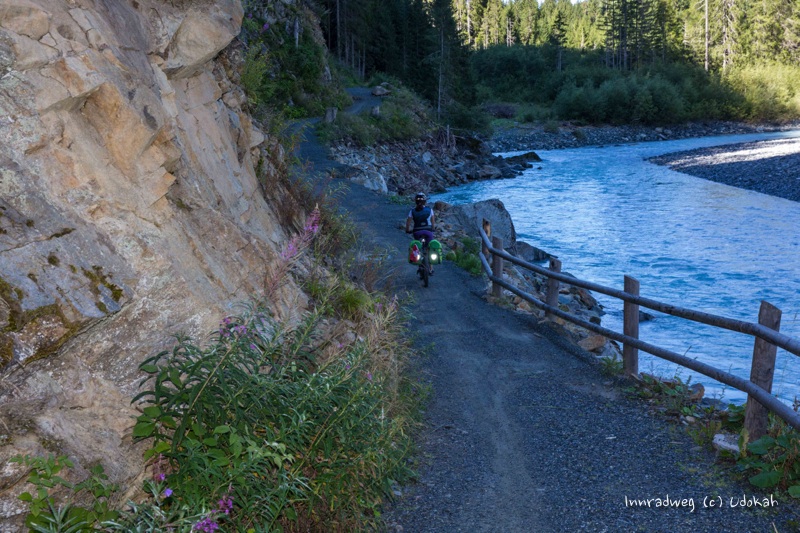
[421, 253, 429, 287]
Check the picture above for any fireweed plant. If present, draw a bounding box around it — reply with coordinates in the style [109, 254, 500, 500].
[12, 206, 420, 532]
[126, 206, 418, 531]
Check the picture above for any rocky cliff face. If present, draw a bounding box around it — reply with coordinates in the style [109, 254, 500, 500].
[0, 0, 302, 525]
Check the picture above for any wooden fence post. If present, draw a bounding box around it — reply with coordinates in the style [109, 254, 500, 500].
[623, 276, 640, 377]
[482, 219, 491, 261]
[545, 257, 561, 317]
[744, 301, 782, 442]
[491, 236, 503, 298]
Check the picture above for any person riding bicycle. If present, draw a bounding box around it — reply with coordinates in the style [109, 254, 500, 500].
[406, 192, 435, 274]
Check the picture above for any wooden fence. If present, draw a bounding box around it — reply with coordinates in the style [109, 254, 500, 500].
[478, 222, 800, 439]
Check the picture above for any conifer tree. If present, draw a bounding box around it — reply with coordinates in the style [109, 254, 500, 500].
[514, 0, 541, 45]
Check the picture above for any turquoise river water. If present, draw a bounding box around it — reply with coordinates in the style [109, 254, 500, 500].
[435, 130, 800, 405]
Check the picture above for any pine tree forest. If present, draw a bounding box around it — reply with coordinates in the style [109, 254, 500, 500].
[312, 0, 800, 124]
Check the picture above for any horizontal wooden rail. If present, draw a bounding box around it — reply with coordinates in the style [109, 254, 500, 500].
[477, 224, 800, 433]
[478, 228, 800, 358]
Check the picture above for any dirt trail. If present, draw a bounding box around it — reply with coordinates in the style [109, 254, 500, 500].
[293, 94, 800, 533]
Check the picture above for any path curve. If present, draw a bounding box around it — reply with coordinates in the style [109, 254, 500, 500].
[293, 95, 800, 533]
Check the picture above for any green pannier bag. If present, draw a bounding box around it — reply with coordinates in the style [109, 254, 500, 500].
[428, 239, 443, 264]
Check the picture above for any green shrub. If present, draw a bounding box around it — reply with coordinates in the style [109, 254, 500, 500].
[445, 101, 491, 133]
[9, 455, 119, 531]
[127, 301, 417, 531]
[317, 82, 432, 146]
[543, 120, 560, 133]
[596, 78, 632, 123]
[645, 76, 687, 123]
[598, 354, 622, 376]
[738, 427, 800, 497]
[554, 84, 606, 123]
[239, 9, 349, 120]
[241, 47, 272, 107]
[723, 63, 800, 121]
[446, 237, 483, 276]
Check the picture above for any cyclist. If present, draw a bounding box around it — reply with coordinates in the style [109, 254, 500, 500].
[406, 192, 435, 274]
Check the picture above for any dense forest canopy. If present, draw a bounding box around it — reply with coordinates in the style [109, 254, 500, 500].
[248, 0, 800, 125]
[451, 0, 800, 69]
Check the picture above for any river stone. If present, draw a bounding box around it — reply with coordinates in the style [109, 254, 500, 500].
[578, 335, 607, 353]
[516, 241, 550, 262]
[350, 169, 388, 194]
[502, 150, 542, 164]
[712, 433, 740, 455]
[445, 198, 517, 250]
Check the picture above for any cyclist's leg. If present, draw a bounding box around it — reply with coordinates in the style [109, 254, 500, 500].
[413, 230, 435, 274]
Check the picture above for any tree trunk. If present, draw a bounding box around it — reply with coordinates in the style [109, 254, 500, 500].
[467, 0, 472, 45]
[704, 0, 709, 71]
[336, 0, 341, 60]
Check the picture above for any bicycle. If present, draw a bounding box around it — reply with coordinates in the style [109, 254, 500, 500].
[408, 235, 442, 288]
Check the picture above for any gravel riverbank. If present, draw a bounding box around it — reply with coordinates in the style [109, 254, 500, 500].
[491, 120, 800, 203]
[648, 137, 800, 203]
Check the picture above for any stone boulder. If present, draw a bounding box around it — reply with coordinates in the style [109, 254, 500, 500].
[502, 150, 542, 164]
[443, 199, 517, 250]
[163, 1, 244, 79]
[371, 85, 390, 97]
[350, 169, 388, 194]
[516, 241, 550, 263]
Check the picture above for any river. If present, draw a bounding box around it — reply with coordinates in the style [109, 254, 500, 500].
[435, 130, 800, 405]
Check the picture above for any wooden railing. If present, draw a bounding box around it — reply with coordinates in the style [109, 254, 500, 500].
[478, 222, 800, 438]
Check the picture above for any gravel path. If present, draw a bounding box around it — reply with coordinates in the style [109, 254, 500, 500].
[294, 108, 800, 532]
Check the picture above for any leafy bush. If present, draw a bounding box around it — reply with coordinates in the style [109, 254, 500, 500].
[445, 237, 483, 276]
[723, 63, 800, 121]
[241, 47, 272, 107]
[238, 9, 349, 120]
[543, 120, 560, 133]
[9, 455, 118, 531]
[317, 111, 381, 146]
[598, 354, 623, 376]
[12, 178, 419, 532]
[334, 284, 373, 320]
[317, 82, 432, 146]
[444, 101, 492, 133]
[554, 83, 605, 123]
[470, 44, 800, 124]
[126, 295, 418, 531]
[483, 103, 517, 119]
[738, 429, 800, 497]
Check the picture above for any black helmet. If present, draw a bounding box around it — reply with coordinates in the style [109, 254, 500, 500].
[414, 192, 426, 203]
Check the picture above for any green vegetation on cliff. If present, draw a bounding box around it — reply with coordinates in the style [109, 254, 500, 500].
[13, 195, 424, 532]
